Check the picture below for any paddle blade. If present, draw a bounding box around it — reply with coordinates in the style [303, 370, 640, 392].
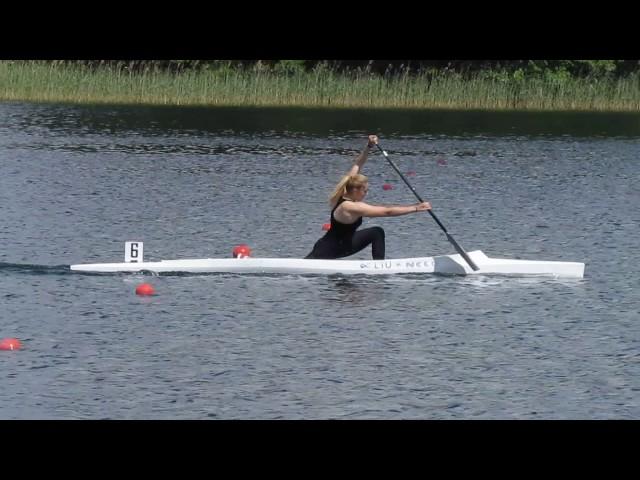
[445, 233, 480, 271]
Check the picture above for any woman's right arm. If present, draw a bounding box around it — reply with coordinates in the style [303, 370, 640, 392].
[347, 201, 432, 218]
[347, 135, 378, 176]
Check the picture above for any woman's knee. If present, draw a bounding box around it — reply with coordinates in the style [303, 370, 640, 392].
[372, 226, 385, 240]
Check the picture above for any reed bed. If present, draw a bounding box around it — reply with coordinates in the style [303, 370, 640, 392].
[1, 60, 639, 111]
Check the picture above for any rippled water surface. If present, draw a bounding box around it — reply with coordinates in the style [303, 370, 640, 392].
[1, 103, 639, 419]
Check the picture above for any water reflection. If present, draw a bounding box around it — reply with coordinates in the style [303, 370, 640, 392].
[4, 103, 640, 138]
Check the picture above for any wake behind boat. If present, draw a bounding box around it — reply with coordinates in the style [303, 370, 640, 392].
[69, 242, 585, 278]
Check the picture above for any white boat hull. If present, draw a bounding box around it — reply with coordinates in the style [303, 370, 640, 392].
[70, 250, 585, 278]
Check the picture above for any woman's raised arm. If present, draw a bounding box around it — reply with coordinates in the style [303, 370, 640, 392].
[348, 135, 378, 176]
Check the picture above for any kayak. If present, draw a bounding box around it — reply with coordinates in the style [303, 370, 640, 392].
[70, 244, 585, 278]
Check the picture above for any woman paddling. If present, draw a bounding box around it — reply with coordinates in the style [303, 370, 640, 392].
[305, 135, 432, 260]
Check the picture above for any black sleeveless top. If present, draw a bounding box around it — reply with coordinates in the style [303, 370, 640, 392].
[328, 197, 362, 237]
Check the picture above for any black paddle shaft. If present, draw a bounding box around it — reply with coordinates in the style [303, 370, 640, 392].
[375, 144, 479, 271]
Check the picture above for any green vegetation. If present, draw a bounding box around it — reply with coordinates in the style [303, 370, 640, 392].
[1, 60, 639, 111]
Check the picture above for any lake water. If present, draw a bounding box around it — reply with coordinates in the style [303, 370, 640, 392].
[1, 102, 638, 419]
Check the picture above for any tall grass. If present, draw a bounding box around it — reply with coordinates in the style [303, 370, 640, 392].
[1, 60, 640, 111]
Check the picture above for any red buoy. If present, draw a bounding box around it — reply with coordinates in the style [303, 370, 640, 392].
[382, 183, 393, 191]
[0, 338, 22, 351]
[406, 170, 417, 176]
[135, 283, 155, 296]
[437, 158, 448, 166]
[322, 223, 331, 231]
[232, 244, 252, 258]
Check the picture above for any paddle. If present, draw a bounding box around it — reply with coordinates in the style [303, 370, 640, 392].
[374, 143, 480, 271]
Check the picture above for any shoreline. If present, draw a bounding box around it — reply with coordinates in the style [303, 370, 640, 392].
[2, 61, 640, 113]
[4, 98, 640, 115]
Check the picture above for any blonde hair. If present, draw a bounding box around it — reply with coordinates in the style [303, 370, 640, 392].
[329, 174, 368, 207]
